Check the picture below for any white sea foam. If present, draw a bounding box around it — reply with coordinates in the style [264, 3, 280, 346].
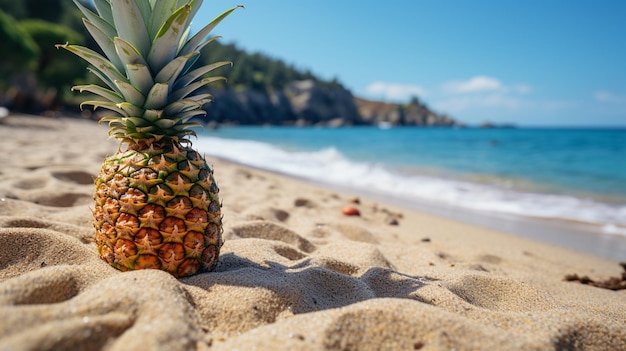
[196, 136, 626, 237]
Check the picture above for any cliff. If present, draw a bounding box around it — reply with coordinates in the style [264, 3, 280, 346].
[204, 80, 461, 127]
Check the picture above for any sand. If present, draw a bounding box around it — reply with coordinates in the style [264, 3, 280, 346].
[0, 115, 624, 351]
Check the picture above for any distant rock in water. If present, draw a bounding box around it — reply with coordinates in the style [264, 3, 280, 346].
[480, 121, 517, 129]
[203, 80, 461, 127]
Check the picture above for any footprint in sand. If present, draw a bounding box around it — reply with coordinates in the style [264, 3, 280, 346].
[242, 206, 290, 223]
[334, 224, 379, 244]
[293, 198, 317, 208]
[273, 244, 308, 261]
[478, 254, 503, 264]
[228, 220, 317, 253]
[0, 228, 100, 280]
[9, 169, 94, 207]
[12, 177, 48, 190]
[32, 193, 92, 207]
[51, 170, 94, 185]
[0, 266, 84, 305]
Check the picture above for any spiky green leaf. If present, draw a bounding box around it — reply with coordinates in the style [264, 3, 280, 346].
[179, 37, 220, 76]
[183, 0, 203, 29]
[126, 116, 152, 128]
[80, 100, 125, 115]
[144, 83, 169, 109]
[100, 115, 124, 125]
[164, 99, 203, 115]
[179, 5, 242, 55]
[93, 0, 114, 25]
[175, 0, 203, 45]
[148, 0, 179, 39]
[186, 93, 213, 102]
[143, 109, 163, 122]
[82, 19, 124, 71]
[115, 80, 146, 107]
[124, 117, 138, 131]
[135, 0, 153, 32]
[72, 84, 123, 103]
[173, 109, 206, 123]
[164, 95, 213, 116]
[174, 60, 231, 88]
[154, 118, 179, 129]
[111, 0, 150, 55]
[178, 23, 191, 52]
[127, 64, 154, 95]
[87, 66, 120, 94]
[147, 4, 191, 73]
[114, 37, 147, 67]
[189, 33, 221, 54]
[116, 102, 144, 116]
[171, 124, 199, 137]
[154, 52, 198, 85]
[72, 0, 117, 39]
[170, 76, 226, 101]
[57, 44, 127, 86]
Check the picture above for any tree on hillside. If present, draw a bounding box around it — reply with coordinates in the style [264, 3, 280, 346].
[0, 9, 39, 78]
[0, 0, 84, 30]
[0, 1, 90, 111]
[20, 19, 87, 93]
[198, 41, 340, 92]
[0, 9, 40, 109]
[0, 0, 26, 19]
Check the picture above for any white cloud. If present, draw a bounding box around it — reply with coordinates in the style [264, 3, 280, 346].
[594, 91, 626, 104]
[441, 76, 502, 94]
[365, 81, 428, 101]
[431, 76, 535, 114]
[441, 76, 532, 95]
[433, 94, 526, 113]
[363, 76, 537, 117]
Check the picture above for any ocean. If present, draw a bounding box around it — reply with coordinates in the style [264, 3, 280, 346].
[194, 126, 626, 258]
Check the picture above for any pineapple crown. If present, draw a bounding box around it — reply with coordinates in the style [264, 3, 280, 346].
[57, 0, 241, 143]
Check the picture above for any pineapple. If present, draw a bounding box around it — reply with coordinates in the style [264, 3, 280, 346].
[58, 0, 240, 277]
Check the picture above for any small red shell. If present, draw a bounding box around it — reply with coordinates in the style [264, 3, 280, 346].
[341, 205, 360, 216]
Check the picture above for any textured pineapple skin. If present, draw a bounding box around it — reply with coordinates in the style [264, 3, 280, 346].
[93, 139, 222, 278]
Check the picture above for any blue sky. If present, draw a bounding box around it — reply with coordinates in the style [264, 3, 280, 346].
[194, 1, 626, 126]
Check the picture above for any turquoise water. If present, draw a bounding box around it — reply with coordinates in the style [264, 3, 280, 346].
[194, 126, 626, 235]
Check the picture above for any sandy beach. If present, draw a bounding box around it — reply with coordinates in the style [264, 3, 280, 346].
[0, 115, 624, 351]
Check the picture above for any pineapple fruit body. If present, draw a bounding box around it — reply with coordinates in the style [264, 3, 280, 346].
[94, 139, 222, 277]
[58, 0, 241, 277]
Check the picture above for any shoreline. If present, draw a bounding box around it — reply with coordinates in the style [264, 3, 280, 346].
[196, 128, 626, 245]
[1, 115, 624, 350]
[209, 154, 626, 262]
[359, 187, 626, 262]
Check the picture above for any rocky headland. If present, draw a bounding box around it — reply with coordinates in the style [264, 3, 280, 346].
[204, 80, 461, 127]
[3, 79, 461, 128]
